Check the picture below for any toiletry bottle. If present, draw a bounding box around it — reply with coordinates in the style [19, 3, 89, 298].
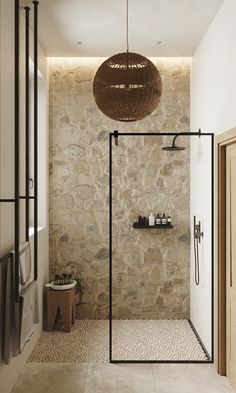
[149, 213, 155, 226]
[63, 273, 68, 285]
[54, 274, 60, 285]
[156, 213, 161, 225]
[167, 215, 172, 224]
[162, 213, 167, 225]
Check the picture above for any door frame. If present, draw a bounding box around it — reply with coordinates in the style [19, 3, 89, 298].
[216, 127, 236, 375]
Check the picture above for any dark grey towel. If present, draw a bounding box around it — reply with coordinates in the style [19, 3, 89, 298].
[20, 281, 39, 351]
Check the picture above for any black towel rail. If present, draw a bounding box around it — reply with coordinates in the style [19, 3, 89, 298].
[0, 253, 13, 265]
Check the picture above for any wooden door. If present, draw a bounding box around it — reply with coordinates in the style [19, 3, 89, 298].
[226, 143, 236, 388]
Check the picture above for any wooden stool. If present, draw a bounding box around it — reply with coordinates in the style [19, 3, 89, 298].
[46, 287, 75, 332]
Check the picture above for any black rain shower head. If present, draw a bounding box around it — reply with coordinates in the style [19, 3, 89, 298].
[162, 134, 185, 151]
[162, 145, 185, 151]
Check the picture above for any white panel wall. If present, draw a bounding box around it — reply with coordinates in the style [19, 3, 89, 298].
[190, 136, 212, 355]
[0, 3, 49, 393]
[190, 0, 236, 356]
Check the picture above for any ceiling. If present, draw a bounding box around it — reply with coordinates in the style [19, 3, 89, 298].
[36, 0, 223, 57]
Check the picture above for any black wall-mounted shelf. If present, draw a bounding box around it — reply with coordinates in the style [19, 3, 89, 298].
[132, 223, 173, 229]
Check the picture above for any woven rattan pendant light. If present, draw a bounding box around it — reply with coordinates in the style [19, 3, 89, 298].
[93, 0, 162, 122]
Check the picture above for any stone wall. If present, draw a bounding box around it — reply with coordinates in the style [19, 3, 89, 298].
[49, 57, 190, 319]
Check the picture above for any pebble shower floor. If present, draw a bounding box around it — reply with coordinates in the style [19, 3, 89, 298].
[29, 320, 208, 362]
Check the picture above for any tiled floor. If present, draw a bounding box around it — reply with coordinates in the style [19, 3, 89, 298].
[12, 363, 235, 393]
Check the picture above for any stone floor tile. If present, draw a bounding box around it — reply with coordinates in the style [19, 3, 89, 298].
[11, 361, 236, 393]
[11, 363, 89, 393]
[84, 363, 156, 393]
[152, 364, 235, 393]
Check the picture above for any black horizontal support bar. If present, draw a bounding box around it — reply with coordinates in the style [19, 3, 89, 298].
[0, 196, 35, 202]
[0, 199, 16, 203]
[110, 132, 213, 136]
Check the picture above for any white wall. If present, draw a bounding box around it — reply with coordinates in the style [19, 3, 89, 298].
[0, 3, 49, 393]
[190, 0, 236, 356]
[190, 136, 212, 356]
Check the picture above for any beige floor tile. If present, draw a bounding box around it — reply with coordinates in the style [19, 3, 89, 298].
[11, 362, 236, 393]
[11, 363, 89, 393]
[84, 363, 156, 393]
[152, 364, 235, 393]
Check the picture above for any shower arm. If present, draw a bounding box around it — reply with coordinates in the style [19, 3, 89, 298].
[172, 129, 202, 147]
[172, 134, 178, 147]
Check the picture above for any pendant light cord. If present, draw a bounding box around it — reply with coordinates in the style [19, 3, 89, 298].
[126, 0, 129, 52]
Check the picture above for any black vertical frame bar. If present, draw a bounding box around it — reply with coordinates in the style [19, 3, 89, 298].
[211, 133, 215, 362]
[109, 133, 112, 362]
[33, 1, 39, 281]
[109, 131, 214, 363]
[14, 0, 20, 302]
[24, 6, 30, 242]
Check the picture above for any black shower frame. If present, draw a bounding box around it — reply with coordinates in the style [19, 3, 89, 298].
[109, 131, 214, 364]
[0, 1, 39, 301]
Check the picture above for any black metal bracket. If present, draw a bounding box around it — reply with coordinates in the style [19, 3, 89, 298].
[114, 130, 119, 146]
